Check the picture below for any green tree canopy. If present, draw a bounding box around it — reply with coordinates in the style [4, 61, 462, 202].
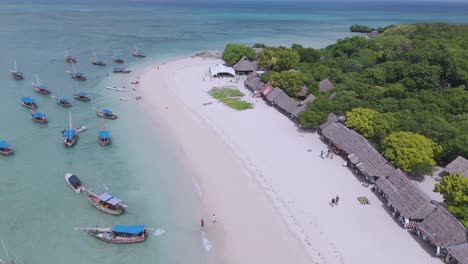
[258, 47, 300, 71]
[222, 43, 256, 65]
[345, 108, 397, 138]
[382, 131, 442, 173]
[270, 71, 305, 98]
[435, 173, 468, 227]
[402, 63, 441, 91]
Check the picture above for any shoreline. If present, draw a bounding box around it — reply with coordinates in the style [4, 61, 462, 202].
[136, 55, 441, 264]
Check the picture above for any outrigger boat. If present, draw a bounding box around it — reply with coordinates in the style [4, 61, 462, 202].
[96, 109, 118, 120]
[98, 130, 111, 146]
[64, 49, 77, 63]
[0, 141, 14, 156]
[10, 61, 24, 80]
[91, 53, 106, 66]
[64, 173, 86, 193]
[32, 74, 50, 95]
[87, 191, 127, 215]
[73, 92, 90, 101]
[112, 67, 132, 73]
[31, 111, 47, 123]
[63, 112, 78, 148]
[67, 63, 86, 81]
[55, 97, 72, 107]
[80, 224, 147, 244]
[131, 47, 146, 58]
[20, 96, 37, 109]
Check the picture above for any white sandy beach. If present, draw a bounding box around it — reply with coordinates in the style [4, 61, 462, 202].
[137, 55, 442, 264]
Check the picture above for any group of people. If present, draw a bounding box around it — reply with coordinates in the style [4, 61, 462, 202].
[200, 213, 217, 227]
[331, 195, 340, 206]
[320, 149, 334, 159]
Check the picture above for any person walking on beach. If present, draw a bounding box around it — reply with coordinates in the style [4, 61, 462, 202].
[330, 153, 334, 159]
[335, 195, 340, 206]
[326, 149, 331, 158]
[212, 214, 217, 224]
[201, 218, 205, 228]
[320, 150, 325, 158]
[331, 197, 335, 206]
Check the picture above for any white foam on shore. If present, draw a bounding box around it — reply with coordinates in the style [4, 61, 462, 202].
[201, 231, 212, 252]
[191, 175, 202, 197]
[153, 228, 166, 237]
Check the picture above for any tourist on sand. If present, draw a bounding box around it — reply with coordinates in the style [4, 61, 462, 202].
[335, 195, 340, 205]
[326, 149, 331, 158]
[331, 198, 335, 206]
[201, 218, 204, 228]
[320, 150, 324, 158]
[212, 214, 217, 224]
[330, 153, 334, 159]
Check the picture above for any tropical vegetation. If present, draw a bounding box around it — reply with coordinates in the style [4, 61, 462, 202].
[435, 174, 468, 227]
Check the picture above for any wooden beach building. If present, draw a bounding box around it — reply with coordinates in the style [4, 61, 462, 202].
[319, 79, 334, 92]
[447, 243, 468, 264]
[443, 156, 468, 177]
[233, 56, 258, 75]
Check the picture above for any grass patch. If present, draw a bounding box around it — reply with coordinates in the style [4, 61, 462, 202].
[208, 87, 253, 111]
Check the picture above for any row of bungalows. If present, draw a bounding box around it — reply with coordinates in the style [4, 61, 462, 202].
[318, 113, 468, 263]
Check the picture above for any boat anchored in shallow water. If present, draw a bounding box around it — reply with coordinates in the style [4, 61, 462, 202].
[20, 96, 37, 109]
[112, 67, 132, 73]
[31, 111, 47, 123]
[55, 97, 72, 107]
[65, 173, 86, 193]
[87, 191, 127, 215]
[32, 74, 50, 95]
[98, 130, 111, 146]
[80, 224, 147, 244]
[112, 56, 124, 63]
[96, 109, 118, 120]
[73, 92, 90, 101]
[0, 141, 14, 156]
[10, 61, 24, 80]
[64, 49, 77, 63]
[91, 53, 106, 66]
[131, 47, 146, 58]
[63, 111, 78, 148]
[67, 63, 86, 81]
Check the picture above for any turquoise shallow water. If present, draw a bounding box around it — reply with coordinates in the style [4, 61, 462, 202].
[0, 1, 467, 263]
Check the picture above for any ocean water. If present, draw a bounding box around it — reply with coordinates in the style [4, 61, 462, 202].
[0, 1, 467, 263]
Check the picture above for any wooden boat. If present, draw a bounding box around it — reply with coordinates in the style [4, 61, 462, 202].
[91, 53, 106, 66]
[20, 96, 37, 109]
[131, 47, 146, 58]
[73, 92, 90, 101]
[63, 111, 78, 148]
[112, 67, 132, 73]
[55, 97, 72, 107]
[67, 63, 86, 81]
[97, 109, 118, 120]
[87, 192, 126, 215]
[0, 141, 13, 156]
[32, 74, 50, 95]
[112, 55, 124, 63]
[31, 111, 47, 123]
[81, 225, 147, 244]
[98, 130, 111, 146]
[65, 173, 85, 193]
[10, 61, 24, 80]
[64, 49, 77, 63]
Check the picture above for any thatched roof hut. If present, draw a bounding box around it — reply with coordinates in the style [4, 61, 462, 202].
[233, 56, 258, 74]
[319, 79, 334, 92]
[273, 92, 304, 118]
[300, 94, 316, 106]
[387, 181, 435, 220]
[367, 30, 380, 38]
[416, 206, 468, 248]
[447, 243, 468, 264]
[444, 156, 468, 177]
[265, 87, 283, 103]
[299, 85, 308, 97]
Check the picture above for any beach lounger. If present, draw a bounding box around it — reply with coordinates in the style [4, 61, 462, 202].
[357, 196, 370, 205]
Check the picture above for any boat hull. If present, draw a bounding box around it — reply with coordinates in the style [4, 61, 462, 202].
[87, 193, 125, 215]
[21, 102, 37, 109]
[32, 117, 47, 124]
[65, 173, 85, 193]
[113, 59, 124, 63]
[98, 138, 111, 146]
[86, 230, 146, 244]
[73, 95, 90, 101]
[35, 88, 50, 95]
[56, 101, 72, 107]
[63, 136, 77, 148]
[65, 57, 77, 63]
[97, 112, 118, 120]
[0, 150, 14, 156]
[113, 70, 132, 73]
[10, 72, 24, 80]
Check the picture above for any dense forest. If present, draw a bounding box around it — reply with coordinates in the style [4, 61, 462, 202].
[224, 23, 468, 170]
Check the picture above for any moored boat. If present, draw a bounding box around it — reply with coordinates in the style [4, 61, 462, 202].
[131, 47, 146, 58]
[32, 74, 50, 95]
[98, 130, 111, 146]
[83, 225, 147, 244]
[0, 141, 14, 156]
[112, 56, 124, 63]
[63, 112, 78, 148]
[65, 173, 86, 193]
[10, 61, 24, 80]
[87, 192, 126, 215]
[67, 63, 86, 81]
[64, 49, 77, 63]
[91, 53, 106, 66]
[55, 97, 72, 107]
[112, 67, 132, 73]
[20, 96, 37, 109]
[73, 92, 90, 101]
[97, 109, 118, 120]
[31, 111, 47, 123]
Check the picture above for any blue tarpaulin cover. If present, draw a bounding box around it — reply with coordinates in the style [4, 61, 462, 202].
[78, 92, 88, 97]
[112, 225, 144, 235]
[98, 131, 110, 139]
[103, 109, 112, 114]
[32, 112, 46, 118]
[0, 141, 11, 148]
[63, 129, 76, 139]
[59, 98, 69, 103]
[36, 84, 48, 89]
[21, 96, 35, 104]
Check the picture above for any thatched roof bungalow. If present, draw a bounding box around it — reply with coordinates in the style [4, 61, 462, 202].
[319, 79, 334, 92]
[447, 243, 468, 264]
[444, 156, 468, 177]
[367, 30, 380, 39]
[415, 206, 467, 251]
[299, 85, 308, 97]
[233, 56, 258, 75]
[264, 87, 283, 103]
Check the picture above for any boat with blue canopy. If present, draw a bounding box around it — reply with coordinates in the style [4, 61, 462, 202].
[91, 55, 106, 66]
[131, 47, 146, 58]
[10, 61, 24, 80]
[87, 191, 127, 215]
[31, 111, 47, 123]
[20, 96, 37, 109]
[64, 49, 77, 63]
[112, 56, 124, 63]
[96, 109, 118, 120]
[97, 130, 111, 146]
[83, 224, 147, 244]
[112, 67, 132, 73]
[73, 92, 90, 101]
[55, 97, 72, 107]
[32, 74, 50, 95]
[0, 141, 14, 156]
[67, 63, 86, 81]
[63, 111, 78, 148]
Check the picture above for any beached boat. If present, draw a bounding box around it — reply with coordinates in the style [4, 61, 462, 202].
[73, 92, 90, 101]
[91, 53, 106, 66]
[31, 111, 47, 123]
[64, 49, 77, 63]
[87, 192, 126, 215]
[131, 47, 146, 58]
[97, 109, 118, 120]
[82, 225, 147, 244]
[67, 63, 86, 81]
[63, 112, 78, 148]
[112, 67, 132, 73]
[20, 96, 37, 109]
[98, 130, 111, 146]
[55, 97, 72, 107]
[0, 141, 13, 156]
[32, 74, 50, 95]
[65, 173, 86, 193]
[10, 61, 24, 80]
